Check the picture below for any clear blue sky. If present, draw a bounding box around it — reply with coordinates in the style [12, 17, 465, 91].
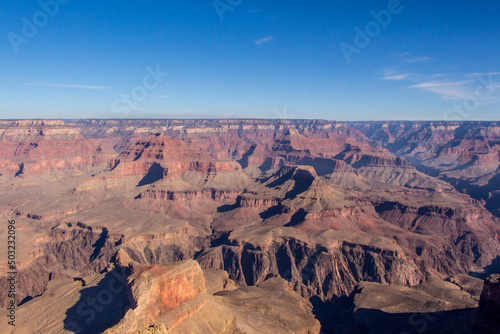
[1, 0, 499, 120]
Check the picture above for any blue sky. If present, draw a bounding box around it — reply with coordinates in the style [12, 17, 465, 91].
[0, 0, 499, 120]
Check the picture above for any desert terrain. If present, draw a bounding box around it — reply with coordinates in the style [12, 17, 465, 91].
[0, 119, 499, 333]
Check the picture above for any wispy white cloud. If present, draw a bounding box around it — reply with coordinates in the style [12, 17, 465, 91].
[381, 55, 500, 101]
[381, 67, 415, 81]
[384, 71, 500, 100]
[467, 72, 500, 78]
[393, 52, 431, 64]
[255, 36, 274, 46]
[383, 73, 411, 81]
[402, 56, 431, 64]
[23, 82, 111, 90]
[409, 80, 474, 100]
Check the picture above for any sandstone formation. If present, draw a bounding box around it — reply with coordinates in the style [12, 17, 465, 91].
[478, 274, 500, 333]
[107, 259, 321, 334]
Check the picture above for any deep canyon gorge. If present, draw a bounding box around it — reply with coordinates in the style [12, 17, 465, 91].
[0, 119, 499, 333]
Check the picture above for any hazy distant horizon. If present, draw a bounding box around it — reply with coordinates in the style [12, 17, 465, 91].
[1, 118, 499, 122]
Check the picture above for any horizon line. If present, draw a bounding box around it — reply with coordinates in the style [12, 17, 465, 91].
[0, 118, 499, 122]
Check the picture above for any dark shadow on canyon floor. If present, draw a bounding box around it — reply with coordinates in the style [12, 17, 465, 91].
[63, 268, 130, 334]
[471, 256, 500, 279]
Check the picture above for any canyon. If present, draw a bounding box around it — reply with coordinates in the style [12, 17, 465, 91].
[0, 119, 499, 333]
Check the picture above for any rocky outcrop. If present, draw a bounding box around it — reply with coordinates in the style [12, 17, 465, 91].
[0, 222, 122, 307]
[197, 230, 424, 300]
[344, 277, 485, 334]
[104, 256, 321, 334]
[7, 257, 321, 334]
[478, 274, 500, 332]
[105, 260, 208, 333]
